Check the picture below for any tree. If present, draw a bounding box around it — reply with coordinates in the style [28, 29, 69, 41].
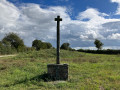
[32, 39, 42, 50]
[60, 43, 71, 50]
[41, 42, 47, 49]
[2, 33, 25, 50]
[32, 39, 53, 50]
[94, 39, 103, 50]
[45, 42, 52, 49]
[0, 41, 4, 54]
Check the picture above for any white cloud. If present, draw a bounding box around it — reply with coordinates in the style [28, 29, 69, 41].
[111, 0, 120, 3]
[1, 0, 120, 49]
[0, 0, 72, 46]
[0, 0, 20, 39]
[0, 0, 19, 26]
[111, 0, 120, 14]
[107, 33, 120, 39]
[77, 8, 108, 20]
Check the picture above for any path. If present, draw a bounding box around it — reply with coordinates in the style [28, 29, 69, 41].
[0, 55, 16, 57]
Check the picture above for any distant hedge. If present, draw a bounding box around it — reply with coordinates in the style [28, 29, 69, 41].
[77, 49, 120, 54]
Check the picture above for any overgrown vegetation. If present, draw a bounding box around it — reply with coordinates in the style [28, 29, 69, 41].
[2, 33, 25, 50]
[0, 49, 120, 89]
[0, 33, 53, 55]
[0, 32, 76, 55]
[0, 32, 120, 89]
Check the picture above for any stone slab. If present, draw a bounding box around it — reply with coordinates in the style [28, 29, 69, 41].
[47, 64, 68, 80]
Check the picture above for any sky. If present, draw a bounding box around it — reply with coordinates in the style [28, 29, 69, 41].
[1, 0, 120, 49]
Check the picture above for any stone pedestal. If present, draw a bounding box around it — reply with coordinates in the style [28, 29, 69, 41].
[47, 64, 68, 80]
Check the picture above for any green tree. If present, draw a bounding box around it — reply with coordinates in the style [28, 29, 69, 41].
[32, 40, 53, 50]
[60, 43, 71, 50]
[45, 42, 52, 49]
[0, 41, 4, 54]
[41, 42, 47, 49]
[94, 39, 103, 50]
[32, 39, 42, 50]
[0, 40, 17, 54]
[2, 33, 25, 50]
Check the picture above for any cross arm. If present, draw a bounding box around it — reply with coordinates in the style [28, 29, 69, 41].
[55, 16, 62, 21]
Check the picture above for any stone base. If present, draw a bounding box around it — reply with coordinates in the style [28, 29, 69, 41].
[47, 64, 68, 80]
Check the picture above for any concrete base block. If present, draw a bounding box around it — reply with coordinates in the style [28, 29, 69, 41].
[47, 64, 68, 80]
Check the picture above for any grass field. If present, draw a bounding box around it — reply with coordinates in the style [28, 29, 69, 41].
[0, 49, 120, 90]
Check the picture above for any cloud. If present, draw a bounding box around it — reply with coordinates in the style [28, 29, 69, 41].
[111, 0, 120, 14]
[76, 8, 109, 41]
[108, 33, 120, 40]
[77, 8, 108, 21]
[111, 0, 120, 3]
[1, 0, 120, 49]
[0, 0, 72, 46]
[0, 0, 19, 26]
[0, 0, 20, 39]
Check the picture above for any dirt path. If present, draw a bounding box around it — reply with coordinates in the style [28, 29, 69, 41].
[0, 55, 17, 57]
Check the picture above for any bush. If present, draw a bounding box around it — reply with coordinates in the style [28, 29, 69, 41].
[0, 41, 17, 55]
[60, 43, 71, 50]
[32, 39, 43, 50]
[0, 32, 26, 54]
[32, 39, 52, 50]
[45, 42, 52, 49]
[2, 32, 25, 51]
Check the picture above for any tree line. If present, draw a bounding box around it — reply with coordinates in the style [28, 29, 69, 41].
[0, 33, 53, 54]
[0, 32, 75, 54]
[1, 32, 118, 55]
[78, 39, 120, 54]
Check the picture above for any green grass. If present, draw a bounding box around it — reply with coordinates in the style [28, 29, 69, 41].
[0, 49, 120, 90]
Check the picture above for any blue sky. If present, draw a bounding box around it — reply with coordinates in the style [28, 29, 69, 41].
[1, 0, 120, 49]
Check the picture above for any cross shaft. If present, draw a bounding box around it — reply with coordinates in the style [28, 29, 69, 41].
[55, 16, 62, 64]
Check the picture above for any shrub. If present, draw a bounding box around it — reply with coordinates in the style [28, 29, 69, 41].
[32, 39, 52, 50]
[32, 39, 42, 50]
[2, 32, 25, 50]
[60, 43, 71, 50]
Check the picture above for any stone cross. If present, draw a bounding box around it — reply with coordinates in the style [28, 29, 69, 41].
[55, 16, 62, 64]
